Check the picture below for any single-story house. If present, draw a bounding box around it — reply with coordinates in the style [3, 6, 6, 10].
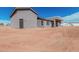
[10, 7, 62, 28]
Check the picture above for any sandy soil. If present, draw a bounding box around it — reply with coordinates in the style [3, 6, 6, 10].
[0, 26, 79, 52]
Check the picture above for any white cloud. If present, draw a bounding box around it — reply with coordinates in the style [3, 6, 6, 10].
[0, 19, 10, 25]
[63, 12, 79, 22]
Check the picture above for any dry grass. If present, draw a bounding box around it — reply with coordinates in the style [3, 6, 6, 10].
[0, 26, 79, 51]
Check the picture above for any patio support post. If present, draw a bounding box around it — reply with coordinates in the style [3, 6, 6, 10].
[54, 19, 56, 27]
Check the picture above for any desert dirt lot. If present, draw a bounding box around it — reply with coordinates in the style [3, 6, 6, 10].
[0, 26, 79, 52]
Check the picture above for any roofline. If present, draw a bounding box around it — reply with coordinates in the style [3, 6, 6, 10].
[10, 7, 38, 17]
[47, 16, 63, 21]
[37, 17, 62, 21]
[37, 17, 52, 21]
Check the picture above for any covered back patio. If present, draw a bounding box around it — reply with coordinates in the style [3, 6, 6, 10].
[51, 19, 62, 27]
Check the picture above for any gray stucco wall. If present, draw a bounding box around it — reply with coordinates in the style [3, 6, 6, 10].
[10, 10, 37, 28]
[37, 19, 42, 27]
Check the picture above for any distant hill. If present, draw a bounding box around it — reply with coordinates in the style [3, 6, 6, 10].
[63, 12, 79, 22]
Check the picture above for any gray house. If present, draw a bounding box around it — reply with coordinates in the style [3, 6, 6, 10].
[10, 7, 62, 28]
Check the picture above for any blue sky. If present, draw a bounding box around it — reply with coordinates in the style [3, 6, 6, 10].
[33, 7, 79, 18]
[1, 7, 79, 24]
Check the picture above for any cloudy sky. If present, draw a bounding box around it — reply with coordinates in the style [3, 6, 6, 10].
[0, 7, 79, 24]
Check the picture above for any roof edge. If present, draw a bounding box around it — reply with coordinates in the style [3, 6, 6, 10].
[10, 7, 38, 17]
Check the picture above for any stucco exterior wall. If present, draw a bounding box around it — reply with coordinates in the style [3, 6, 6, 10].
[37, 19, 42, 27]
[48, 21, 52, 27]
[11, 10, 37, 28]
[43, 21, 47, 27]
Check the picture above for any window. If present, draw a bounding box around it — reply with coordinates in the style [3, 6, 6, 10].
[41, 21, 43, 25]
[47, 21, 49, 25]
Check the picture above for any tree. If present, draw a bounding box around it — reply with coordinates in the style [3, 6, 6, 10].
[6, 23, 10, 26]
[0, 23, 4, 26]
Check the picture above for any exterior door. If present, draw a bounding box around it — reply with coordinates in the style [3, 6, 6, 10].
[19, 19, 24, 28]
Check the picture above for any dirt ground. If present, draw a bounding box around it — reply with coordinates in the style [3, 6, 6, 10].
[0, 26, 79, 52]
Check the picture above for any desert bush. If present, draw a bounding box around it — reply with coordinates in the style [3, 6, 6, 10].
[0, 23, 4, 26]
[6, 23, 10, 26]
